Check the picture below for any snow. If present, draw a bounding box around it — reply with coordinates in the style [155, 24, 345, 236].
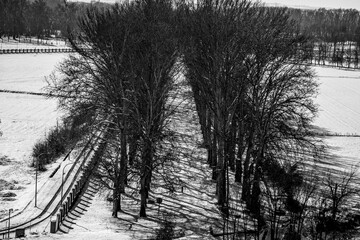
[313, 66, 360, 135]
[0, 38, 68, 50]
[21, 78, 220, 240]
[1, 50, 360, 239]
[0, 54, 66, 92]
[0, 52, 220, 240]
[0, 54, 66, 159]
[0, 54, 66, 221]
[310, 66, 360, 174]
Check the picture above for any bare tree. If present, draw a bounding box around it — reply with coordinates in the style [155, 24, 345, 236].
[180, 0, 253, 215]
[125, 0, 179, 217]
[316, 166, 360, 238]
[49, 0, 179, 218]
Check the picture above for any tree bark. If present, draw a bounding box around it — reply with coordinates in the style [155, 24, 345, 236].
[129, 135, 138, 166]
[211, 129, 218, 181]
[112, 180, 120, 217]
[235, 118, 245, 183]
[139, 139, 153, 218]
[120, 126, 127, 192]
[242, 123, 254, 204]
[226, 118, 236, 172]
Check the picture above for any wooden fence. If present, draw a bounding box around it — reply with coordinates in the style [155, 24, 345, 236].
[0, 48, 75, 54]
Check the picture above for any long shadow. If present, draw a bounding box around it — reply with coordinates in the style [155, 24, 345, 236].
[83, 191, 95, 198]
[65, 214, 78, 221]
[80, 199, 92, 205]
[73, 208, 85, 216]
[81, 194, 93, 201]
[139, 193, 223, 235]
[76, 205, 88, 212]
[78, 201, 90, 208]
[62, 221, 74, 230]
[118, 210, 140, 220]
[86, 187, 97, 194]
[58, 227, 68, 234]
[115, 216, 157, 230]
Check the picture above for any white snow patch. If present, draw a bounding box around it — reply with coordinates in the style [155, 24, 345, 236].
[313, 66, 360, 135]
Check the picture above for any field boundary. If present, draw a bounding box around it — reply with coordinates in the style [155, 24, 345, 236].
[0, 48, 74, 54]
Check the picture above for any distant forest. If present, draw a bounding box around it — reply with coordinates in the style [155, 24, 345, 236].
[2, 0, 360, 46]
[0, 0, 110, 40]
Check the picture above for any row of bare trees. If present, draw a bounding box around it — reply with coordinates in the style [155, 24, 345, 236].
[47, 0, 360, 238]
[288, 7, 360, 68]
[0, 0, 89, 40]
[180, 0, 319, 224]
[48, 0, 179, 218]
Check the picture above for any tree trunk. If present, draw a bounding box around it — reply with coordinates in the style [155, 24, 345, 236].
[112, 181, 120, 217]
[226, 118, 236, 172]
[129, 135, 137, 166]
[120, 126, 127, 192]
[211, 129, 218, 181]
[139, 178, 148, 217]
[205, 109, 212, 165]
[216, 91, 227, 211]
[139, 140, 153, 218]
[217, 133, 226, 207]
[242, 126, 253, 203]
[235, 118, 244, 183]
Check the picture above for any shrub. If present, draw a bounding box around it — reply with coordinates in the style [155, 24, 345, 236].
[0, 192, 17, 198]
[32, 117, 88, 171]
[0, 155, 11, 165]
[155, 218, 175, 240]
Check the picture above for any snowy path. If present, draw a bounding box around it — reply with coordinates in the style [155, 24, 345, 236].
[0, 143, 95, 238]
[31, 83, 222, 240]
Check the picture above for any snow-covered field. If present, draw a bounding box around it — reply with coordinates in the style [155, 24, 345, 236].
[0, 54, 66, 220]
[0, 38, 68, 50]
[312, 66, 360, 173]
[313, 66, 360, 135]
[0, 54, 66, 161]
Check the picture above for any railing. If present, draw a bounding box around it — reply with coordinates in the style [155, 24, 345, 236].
[0, 129, 103, 238]
[0, 48, 75, 54]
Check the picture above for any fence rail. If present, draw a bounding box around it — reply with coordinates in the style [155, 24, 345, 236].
[0, 129, 104, 238]
[0, 48, 75, 54]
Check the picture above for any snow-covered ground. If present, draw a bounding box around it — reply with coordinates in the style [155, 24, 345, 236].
[312, 66, 360, 174]
[0, 54, 66, 220]
[0, 38, 68, 50]
[313, 66, 360, 135]
[1, 50, 360, 239]
[0, 54, 66, 160]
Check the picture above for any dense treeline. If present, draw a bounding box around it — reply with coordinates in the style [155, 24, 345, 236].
[180, 0, 321, 235]
[287, 7, 360, 67]
[47, 0, 360, 239]
[0, 0, 99, 40]
[48, 0, 179, 219]
[290, 8, 360, 44]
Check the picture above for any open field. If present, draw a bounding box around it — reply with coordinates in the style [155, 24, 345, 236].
[313, 66, 360, 135]
[0, 54, 67, 161]
[311, 66, 360, 178]
[0, 38, 68, 50]
[0, 54, 66, 222]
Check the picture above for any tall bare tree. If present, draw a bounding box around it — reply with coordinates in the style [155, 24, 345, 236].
[48, 0, 179, 218]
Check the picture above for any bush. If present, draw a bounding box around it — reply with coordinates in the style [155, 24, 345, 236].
[155, 218, 175, 240]
[32, 119, 87, 171]
[0, 192, 17, 198]
[0, 155, 11, 165]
